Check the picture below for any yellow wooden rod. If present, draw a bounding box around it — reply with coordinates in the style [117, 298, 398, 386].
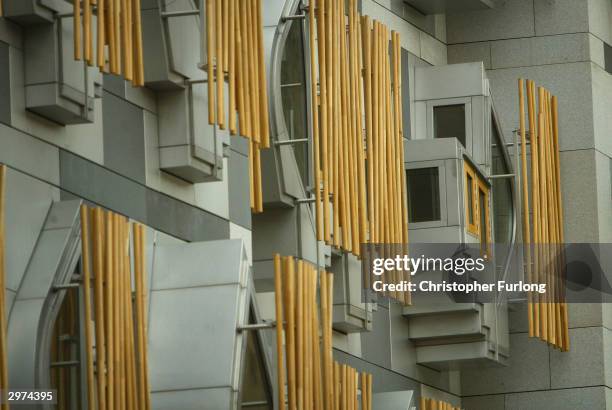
[75, 0, 83, 61]
[215, 0, 224, 129]
[107, 0, 116, 72]
[283, 257, 297, 410]
[536, 103, 549, 342]
[355, 15, 367, 250]
[112, 214, 121, 410]
[320, 269, 330, 410]
[238, 0, 252, 137]
[338, 0, 351, 252]
[125, 0, 133, 80]
[312, 270, 323, 410]
[305, 265, 313, 410]
[367, 374, 372, 410]
[120, 0, 131, 79]
[222, 0, 229, 70]
[273, 254, 286, 408]
[80, 205, 96, 409]
[85, 0, 94, 65]
[206, 0, 215, 124]
[91, 208, 108, 410]
[114, 0, 121, 74]
[132, 0, 144, 86]
[227, 0, 236, 134]
[527, 80, 541, 338]
[235, 7, 246, 137]
[551, 96, 569, 351]
[318, 0, 330, 243]
[361, 17, 374, 243]
[309, 0, 322, 242]
[518, 79, 534, 337]
[256, 0, 270, 147]
[250, 0, 262, 142]
[347, 0, 359, 254]
[122, 226, 136, 410]
[296, 260, 305, 409]
[331, 0, 340, 249]
[104, 211, 115, 410]
[0, 165, 7, 410]
[97, 0, 106, 69]
[118, 218, 127, 410]
[254, 143, 263, 213]
[376, 23, 384, 244]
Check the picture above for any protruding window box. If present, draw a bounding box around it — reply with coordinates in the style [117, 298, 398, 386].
[158, 84, 227, 183]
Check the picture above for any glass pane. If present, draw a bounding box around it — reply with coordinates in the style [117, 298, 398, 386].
[479, 188, 488, 254]
[241, 312, 272, 409]
[280, 20, 309, 188]
[466, 174, 474, 225]
[434, 104, 466, 147]
[406, 167, 441, 222]
[491, 114, 513, 243]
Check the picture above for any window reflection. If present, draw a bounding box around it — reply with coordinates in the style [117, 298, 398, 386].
[280, 20, 309, 189]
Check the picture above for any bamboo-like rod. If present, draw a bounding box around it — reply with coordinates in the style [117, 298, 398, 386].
[222, 0, 229, 70]
[248, 141, 255, 211]
[256, 0, 270, 148]
[518, 79, 534, 337]
[238, 0, 251, 137]
[326, 271, 334, 408]
[118, 218, 127, 410]
[361, 17, 374, 243]
[85, 0, 93, 65]
[0, 165, 7, 410]
[296, 260, 305, 409]
[320, 269, 331, 410]
[317, 0, 330, 243]
[112, 214, 121, 410]
[527, 80, 541, 338]
[91, 208, 107, 410]
[254, 142, 263, 213]
[331, 0, 340, 248]
[283, 256, 297, 410]
[303, 264, 311, 410]
[125, 0, 133, 80]
[104, 211, 115, 410]
[536, 105, 548, 342]
[135, 0, 144, 85]
[80, 205, 96, 409]
[339, 0, 351, 251]
[215, 0, 224, 129]
[75, 0, 83, 61]
[114, 0, 121, 74]
[97, 0, 106, 69]
[355, 16, 367, 250]
[249, 0, 261, 142]
[312, 271, 323, 410]
[347, 0, 359, 254]
[122, 224, 136, 410]
[228, 0, 236, 134]
[234, 5, 244, 135]
[309, 0, 322, 243]
[273, 254, 286, 408]
[107, 0, 116, 73]
[551, 96, 569, 350]
[120, 0, 130, 79]
[207, 0, 215, 124]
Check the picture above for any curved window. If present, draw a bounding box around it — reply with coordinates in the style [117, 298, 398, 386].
[491, 113, 513, 244]
[280, 20, 309, 188]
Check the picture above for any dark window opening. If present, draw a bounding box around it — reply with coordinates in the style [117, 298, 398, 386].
[434, 104, 466, 147]
[466, 173, 474, 225]
[406, 167, 441, 223]
[479, 188, 488, 255]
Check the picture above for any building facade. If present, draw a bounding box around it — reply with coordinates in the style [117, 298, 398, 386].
[0, 0, 610, 409]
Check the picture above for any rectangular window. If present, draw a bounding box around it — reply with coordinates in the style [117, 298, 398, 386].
[478, 180, 491, 257]
[464, 163, 478, 235]
[406, 167, 441, 223]
[465, 160, 490, 256]
[434, 104, 466, 147]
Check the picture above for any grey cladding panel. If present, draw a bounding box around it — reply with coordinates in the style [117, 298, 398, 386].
[103, 91, 146, 183]
[0, 42, 10, 125]
[228, 150, 251, 230]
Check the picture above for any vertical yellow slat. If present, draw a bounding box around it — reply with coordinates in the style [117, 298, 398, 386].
[310, 0, 322, 242]
[255, 0, 270, 147]
[75, 0, 82, 60]
[132, 0, 144, 86]
[518, 79, 534, 337]
[97, 0, 106, 69]
[283, 257, 297, 410]
[206, 0, 216, 124]
[227, 0, 236, 134]
[92, 208, 107, 410]
[318, 0, 330, 243]
[215, 0, 224, 129]
[274, 255, 286, 408]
